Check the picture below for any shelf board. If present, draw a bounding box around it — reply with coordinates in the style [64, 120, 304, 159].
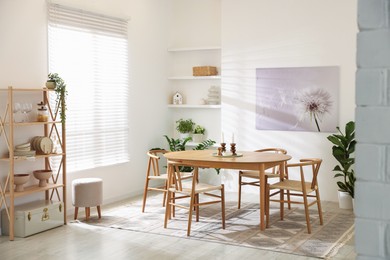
[0, 153, 65, 161]
[168, 104, 221, 109]
[5, 183, 64, 198]
[0, 88, 53, 92]
[168, 76, 221, 80]
[4, 121, 62, 126]
[167, 46, 221, 52]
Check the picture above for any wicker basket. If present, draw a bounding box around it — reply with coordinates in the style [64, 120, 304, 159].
[192, 66, 218, 76]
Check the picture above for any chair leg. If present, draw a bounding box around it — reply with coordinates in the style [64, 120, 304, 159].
[162, 180, 168, 207]
[141, 178, 150, 213]
[303, 195, 311, 234]
[74, 207, 78, 220]
[221, 184, 226, 229]
[195, 194, 199, 222]
[238, 173, 242, 209]
[266, 184, 270, 228]
[286, 190, 292, 210]
[316, 189, 324, 225]
[187, 193, 195, 236]
[97, 205, 101, 219]
[280, 189, 284, 220]
[172, 192, 176, 218]
[164, 190, 172, 228]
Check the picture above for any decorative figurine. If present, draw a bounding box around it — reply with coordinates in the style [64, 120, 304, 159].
[173, 91, 183, 105]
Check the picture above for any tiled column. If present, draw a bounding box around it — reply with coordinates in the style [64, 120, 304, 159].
[356, 0, 390, 259]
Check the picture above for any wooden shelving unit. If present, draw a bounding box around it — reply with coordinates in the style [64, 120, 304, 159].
[0, 86, 66, 241]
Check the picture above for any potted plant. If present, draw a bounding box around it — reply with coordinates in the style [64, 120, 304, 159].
[176, 118, 195, 139]
[327, 121, 356, 209]
[47, 73, 67, 124]
[192, 125, 205, 143]
[163, 135, 217, 173]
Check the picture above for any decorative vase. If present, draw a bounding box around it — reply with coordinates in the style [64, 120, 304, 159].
[338, 190, 353, 209]
[33, 170, 53, 187]
[14, 174, 30, 192]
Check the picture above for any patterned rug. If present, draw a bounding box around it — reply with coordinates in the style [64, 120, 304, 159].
[75, 194, 354, 259]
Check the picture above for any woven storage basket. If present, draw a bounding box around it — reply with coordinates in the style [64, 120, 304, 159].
[193, 66, 218, 76]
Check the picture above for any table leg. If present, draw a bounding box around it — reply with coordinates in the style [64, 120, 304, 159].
[259, 164, 265, 231]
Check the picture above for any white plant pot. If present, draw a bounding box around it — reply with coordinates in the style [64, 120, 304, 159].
[192, 134, 204, 143]
[179, 133, 191, 140]
[199, 168, 221, 185]
[338, 190, 353, 209]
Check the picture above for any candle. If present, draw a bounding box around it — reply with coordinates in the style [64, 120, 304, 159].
[221, 132, 224, 143]
[232, 133, 235, 143]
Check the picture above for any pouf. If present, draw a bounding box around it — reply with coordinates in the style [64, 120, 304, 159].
[72, 178, 103, 221]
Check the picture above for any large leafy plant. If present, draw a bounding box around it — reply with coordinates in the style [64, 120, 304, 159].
[163, 135, 218, 173]
[327, 121, 356, 198]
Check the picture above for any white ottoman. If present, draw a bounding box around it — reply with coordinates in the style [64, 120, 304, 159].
[72, 178, 103, 221]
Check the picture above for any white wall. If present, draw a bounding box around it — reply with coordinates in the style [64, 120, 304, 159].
[0, 0, 171, 214]
[221, 0, 357, 201]
[168, 0, 222, 142]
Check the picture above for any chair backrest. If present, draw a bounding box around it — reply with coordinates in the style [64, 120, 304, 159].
[285, 158, 322, 190]
[168, 160, 196, 193]
[254, 148, 287, 174]
[146, 149, 168, 177]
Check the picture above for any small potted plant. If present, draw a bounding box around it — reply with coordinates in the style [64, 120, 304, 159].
[47, 73, 67, 124]
[192, 125, 205, 143]
[176, 118, 195, 139]
[327, 121, 356, 209]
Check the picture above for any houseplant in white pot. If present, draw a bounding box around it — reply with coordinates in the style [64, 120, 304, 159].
[192, 125, 205, 143]
[327, 121, 356, 209]
[176, 118, 195, 139]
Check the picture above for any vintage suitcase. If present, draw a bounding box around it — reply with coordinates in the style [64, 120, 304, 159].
[1, 200, 64, 237]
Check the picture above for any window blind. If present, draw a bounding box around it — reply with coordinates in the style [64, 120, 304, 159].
[48, 3, 129, 172]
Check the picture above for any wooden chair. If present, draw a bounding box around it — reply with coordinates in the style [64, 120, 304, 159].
[142, 149, 192, 213]
[164, 163, 225, 236]
[266, 158, 323, 234]
[238, 148, 290, 209]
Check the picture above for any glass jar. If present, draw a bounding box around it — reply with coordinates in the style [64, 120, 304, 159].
[37, 102, 49, 122]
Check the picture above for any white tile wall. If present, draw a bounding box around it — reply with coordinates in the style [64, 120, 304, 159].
[356, 0, 390, 259]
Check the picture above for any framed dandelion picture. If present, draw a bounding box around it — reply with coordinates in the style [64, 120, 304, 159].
[256, 66, 339, 132]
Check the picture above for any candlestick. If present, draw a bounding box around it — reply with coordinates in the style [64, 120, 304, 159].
[230, 143, 236, 156]
[220, 143, 226, 153]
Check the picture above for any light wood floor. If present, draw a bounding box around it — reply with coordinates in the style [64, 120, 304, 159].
[0, 193, 356, 260]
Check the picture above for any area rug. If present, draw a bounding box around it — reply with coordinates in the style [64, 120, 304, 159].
[75, 194, 354, 259]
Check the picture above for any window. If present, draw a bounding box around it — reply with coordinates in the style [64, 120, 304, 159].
[48, 4, 129, 172]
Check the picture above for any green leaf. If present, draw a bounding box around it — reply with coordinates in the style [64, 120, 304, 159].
[327, 135, 345, 148]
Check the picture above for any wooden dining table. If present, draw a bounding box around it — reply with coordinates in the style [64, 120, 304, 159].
[164, 149, 292, 230]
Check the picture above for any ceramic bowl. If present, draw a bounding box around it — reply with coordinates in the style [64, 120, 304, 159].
[33, 170, 52, 187]
[14, 174, 30, 192]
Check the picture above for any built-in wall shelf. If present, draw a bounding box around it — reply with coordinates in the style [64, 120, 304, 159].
[168, 76, 221, 80]
[168, 104, 220, 109]
[168, 46, 221, 52]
